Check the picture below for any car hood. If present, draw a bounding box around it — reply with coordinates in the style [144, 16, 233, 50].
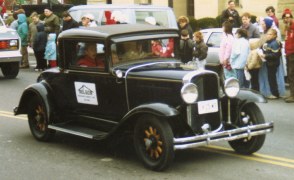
[0, 27, 19, 39]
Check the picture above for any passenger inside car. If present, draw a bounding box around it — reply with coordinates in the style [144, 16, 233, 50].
[77, 43, 105, 68]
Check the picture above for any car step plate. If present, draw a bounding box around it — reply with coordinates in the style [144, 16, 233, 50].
[48, 123, 108, 139]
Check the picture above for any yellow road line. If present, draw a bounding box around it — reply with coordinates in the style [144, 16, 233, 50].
[0, 110, 27, 120]
[198, 145, 294, 169]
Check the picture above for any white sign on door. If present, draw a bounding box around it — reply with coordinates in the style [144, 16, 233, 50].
[74, 82, 98, 105]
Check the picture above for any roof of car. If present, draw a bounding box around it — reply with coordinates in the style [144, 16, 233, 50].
[58, 24, 179, 39]
[69, 4, 173, 11]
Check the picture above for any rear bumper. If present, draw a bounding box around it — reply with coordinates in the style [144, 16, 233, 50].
[173, 122, 274, 150]
[0, 51, 22, 63]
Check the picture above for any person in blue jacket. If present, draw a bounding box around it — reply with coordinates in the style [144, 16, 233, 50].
[45, 33, 57, 68]
[17, 13, 29, 68]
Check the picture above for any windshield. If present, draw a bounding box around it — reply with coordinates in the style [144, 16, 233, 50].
[111, 38, 175, 65]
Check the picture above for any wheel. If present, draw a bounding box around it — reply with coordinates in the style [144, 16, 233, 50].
[134, 115, 174, 171]
[1, 62, 19, 79]
[228, 103, 266, 155]
[28, 96, 55, 141]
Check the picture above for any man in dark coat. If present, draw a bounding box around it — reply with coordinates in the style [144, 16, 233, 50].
[221, 0, 241, 27]
[62, 11, 79, 31]
[44, 7, 60, 35]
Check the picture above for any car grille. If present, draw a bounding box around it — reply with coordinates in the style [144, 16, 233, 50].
[188, 73, 222, 134]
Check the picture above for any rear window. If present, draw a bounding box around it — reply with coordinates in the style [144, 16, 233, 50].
[207, 32, 222, 47]
[135, 10, 169, 27]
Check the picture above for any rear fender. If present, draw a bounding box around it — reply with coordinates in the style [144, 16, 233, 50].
[14, 82, 53, 120]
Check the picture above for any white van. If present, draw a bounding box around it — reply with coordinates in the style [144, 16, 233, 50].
[68, 4, 178, 29]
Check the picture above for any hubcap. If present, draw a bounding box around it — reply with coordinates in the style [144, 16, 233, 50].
[143, 126, 163, 159]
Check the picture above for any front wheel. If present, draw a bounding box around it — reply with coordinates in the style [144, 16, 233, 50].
[28, 96, 55, 141]
[229, 103, 266, 154]
[134, 115, 174, 171]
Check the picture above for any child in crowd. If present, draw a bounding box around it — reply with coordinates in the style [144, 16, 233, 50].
[193, 31, 208, 69]
[33, 23, 47, 71]
[259, 28, 282, 99]
[179, 29, 194, 63]
[45, 33, 57, 68]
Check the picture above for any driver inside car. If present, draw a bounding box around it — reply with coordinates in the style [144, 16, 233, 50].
[77, 43, 105, 68]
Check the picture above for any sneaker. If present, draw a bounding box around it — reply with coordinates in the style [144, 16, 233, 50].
[267, 95, 278, 99]
[285, 96, 294, 103]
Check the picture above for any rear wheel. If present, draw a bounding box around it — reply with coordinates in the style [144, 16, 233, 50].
[28, 96, 55, 141]
[1, 62, 19, 79]
[229, 103, 266, 154]
[134, 115, 174, 171]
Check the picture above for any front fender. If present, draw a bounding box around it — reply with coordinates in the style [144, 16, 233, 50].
[235, 89, 267, 103]
[123, 103, 179, 120]
[14, 81, 53, 119]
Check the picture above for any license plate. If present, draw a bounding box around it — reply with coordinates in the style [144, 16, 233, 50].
[198, 99, 218, 114]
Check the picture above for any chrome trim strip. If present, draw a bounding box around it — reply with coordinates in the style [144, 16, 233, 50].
[187, 105, 192, 126]
[173, 122, 273, 150]
[48, 125, 94, 139]
[124, 61, 181, 110]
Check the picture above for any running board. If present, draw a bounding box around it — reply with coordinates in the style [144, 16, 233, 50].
[48, 123, 108, 140]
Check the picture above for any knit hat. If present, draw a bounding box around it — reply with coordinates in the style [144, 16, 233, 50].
[44, 7, 53, 12]
[82, 13, 94, 20]
[264, 17, 273, 29]
[282, 8, 293, 18]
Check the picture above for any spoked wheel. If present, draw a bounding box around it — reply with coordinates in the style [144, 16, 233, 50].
[134, 115, 174, 171]
[229, 103, 266, 155]
[28, 96, 55, 141]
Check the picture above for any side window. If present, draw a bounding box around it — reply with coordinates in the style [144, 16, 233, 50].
[207, 32, 222, 47]
[65, 41, 106, 71]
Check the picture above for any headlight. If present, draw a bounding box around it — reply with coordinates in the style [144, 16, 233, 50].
[224, 77, 240, 97]
[181, 83, 198, 104]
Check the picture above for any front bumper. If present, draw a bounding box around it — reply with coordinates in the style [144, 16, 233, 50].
[173, 122, 274, 150]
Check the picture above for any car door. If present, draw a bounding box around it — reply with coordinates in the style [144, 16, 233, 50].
[55, 39, 128, 128]
[205, 31, 222, 64]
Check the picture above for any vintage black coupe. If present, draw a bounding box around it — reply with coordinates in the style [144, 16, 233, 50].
[14, 24, 273, 171]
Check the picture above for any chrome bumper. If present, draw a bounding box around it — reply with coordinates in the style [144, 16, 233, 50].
[173, 122, 274, 150]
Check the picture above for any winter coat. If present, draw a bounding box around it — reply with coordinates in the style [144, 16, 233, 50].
[193, 40, 208, 61]
[28, 20, 44, 47]
[262, 39, 282, 67]
[219, 33, 234, 64]
[221, 9, 241, 27]
[179, 24, 193, 39]
[241, 23, 260, 39]
[285, 20, 294, 56]
[230, 37, 250, 69]
[62, 18, 79, 31]
[45, 33, 57, 60]
[33, 23, 48, 52]
[246, 36, 267, 70]
[179, 38, 194, 63]
[44, 13, 60, 34]
[17, 14, 28, 46]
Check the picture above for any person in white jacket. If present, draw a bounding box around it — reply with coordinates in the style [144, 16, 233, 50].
[230, 28, 250, 88]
